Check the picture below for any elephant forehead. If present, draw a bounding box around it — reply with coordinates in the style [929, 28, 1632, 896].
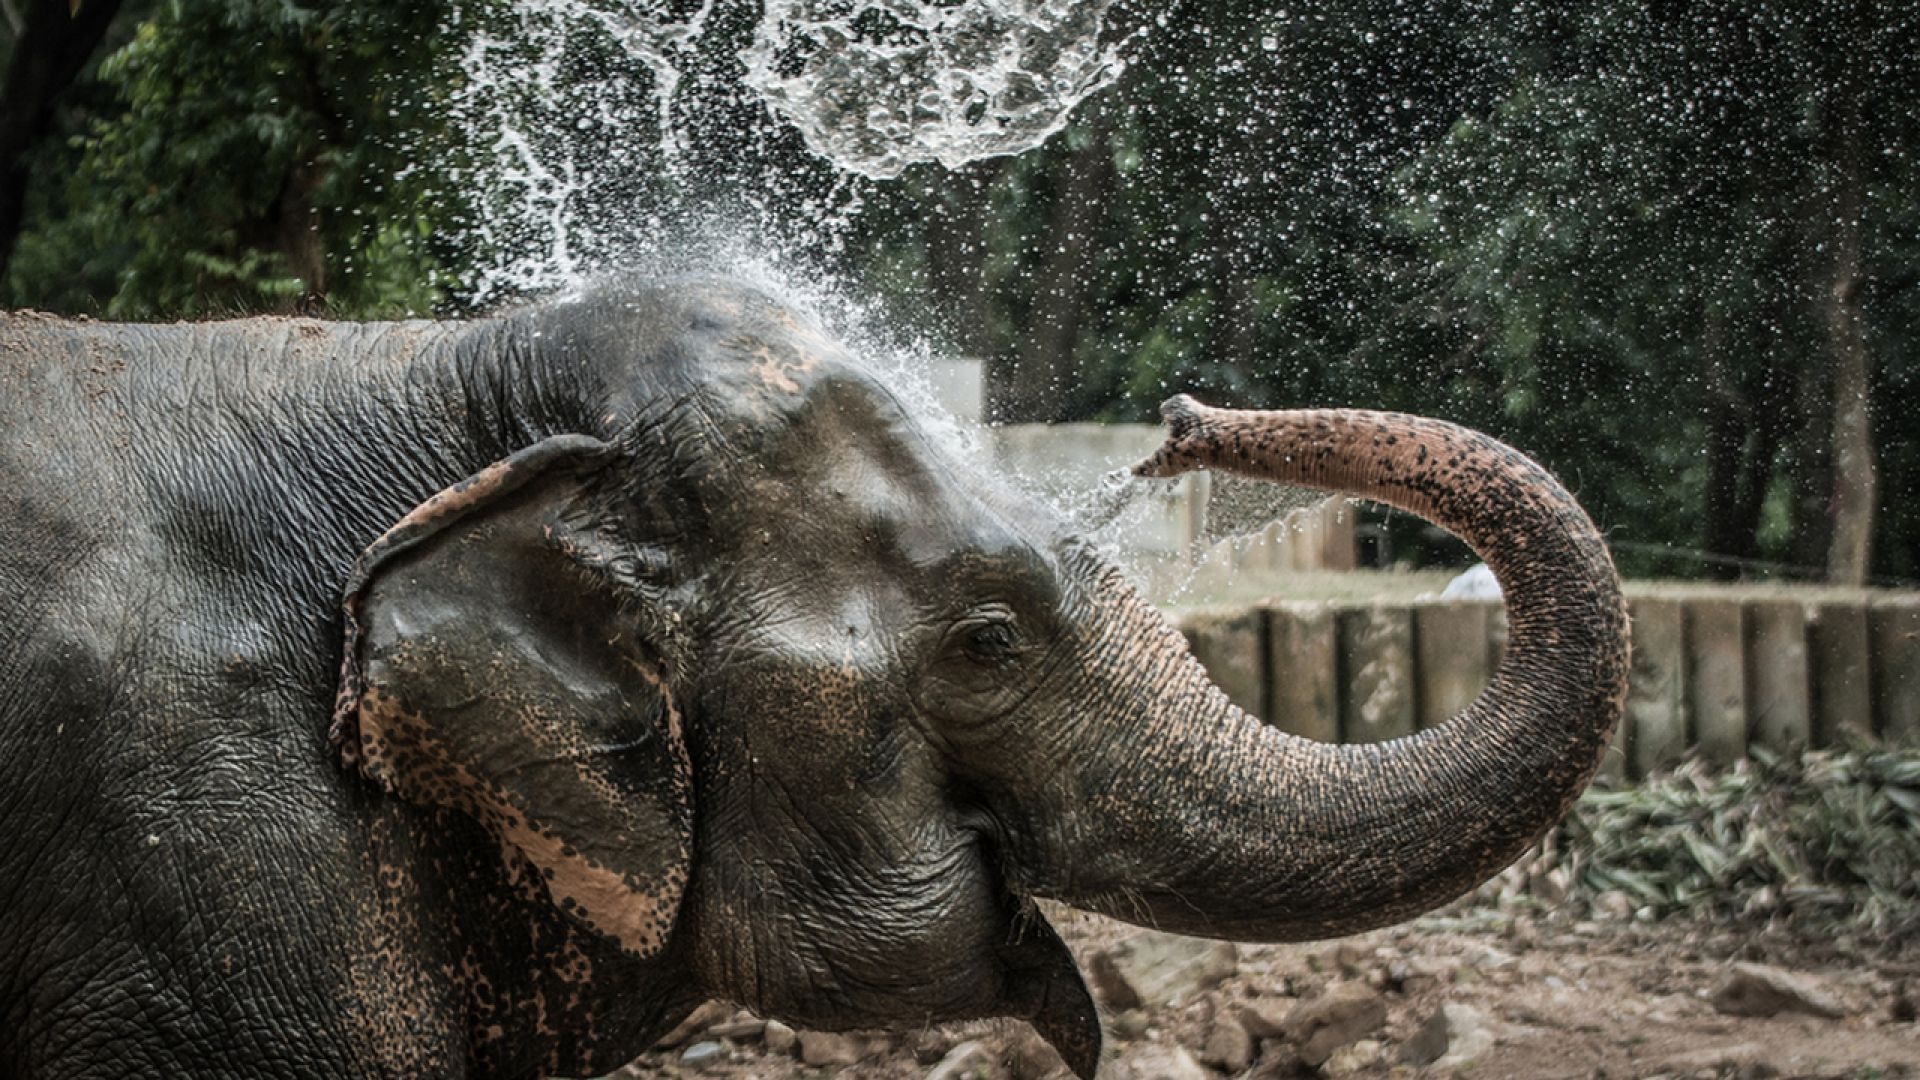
[695, 369, 1034, 554]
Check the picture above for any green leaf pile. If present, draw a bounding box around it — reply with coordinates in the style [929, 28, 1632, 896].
[1547, 747, 1920, 940]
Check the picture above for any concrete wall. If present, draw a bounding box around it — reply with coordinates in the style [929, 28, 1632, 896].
[989, 422, 1355, 575]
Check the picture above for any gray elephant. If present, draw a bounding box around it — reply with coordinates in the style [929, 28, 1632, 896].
[0, 280, 1628, 1078]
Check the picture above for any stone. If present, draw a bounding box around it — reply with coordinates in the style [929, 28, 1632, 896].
[1280, 981, 1387, 1068]
[1710, 963, 1847, 1020]
[1331, 940, 1373, 974]
[656, 999, 731, 1048]
[1401, 1003, 1495, 1068]
[707, 1016, 766, 1040]
[1245, 1042, 1305, 1079]
[1397, 956, 1454, 996]
[1892, 982, 1917, 1024]
[1236, 998, 1294, 1040]
[1471, 945, 1516, 971]
[926, 1039, 998, 1080]
[910, 1029, 957, 1065]
[1110, 1044, 1210, 1080]
[762, 1019, 798, 1055]
[800, 1031, 865, 1067]
[1323, 1038, 1384, 1077]
[1087, 931, 1239, 1011]
[679, 1041, 726, 1070]
[1109, 1009, 1151, 1040]
[1007, 1029, 1066, 1080]
[1198, 1013, 1254, 1073]
[1593, 889, 1636, 920]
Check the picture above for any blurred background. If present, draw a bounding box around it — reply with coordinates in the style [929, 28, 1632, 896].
[5, 0, 1918, 586]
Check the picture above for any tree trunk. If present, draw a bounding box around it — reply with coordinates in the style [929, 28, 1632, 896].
[1822, 119, 1875, 586]
[996, 110, 1111, 423]
[1699, 306, 1747, 580]
[0, 0, 127, 282]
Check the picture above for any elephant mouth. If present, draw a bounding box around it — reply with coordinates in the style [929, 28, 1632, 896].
[684, 824, 1101, 1078]
[973, 828, 1103, 1080]
[986, 891, 1102, 1080]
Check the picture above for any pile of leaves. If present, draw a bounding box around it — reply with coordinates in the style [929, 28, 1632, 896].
[1490, 746, 1920, 942]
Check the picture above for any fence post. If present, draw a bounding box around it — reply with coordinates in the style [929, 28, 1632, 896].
[1267, 604, 1340, 742]
[1810, 602, 1875, 746]
[1872, 600, 1920, 743]
[1182, 608, 1267, 720]
[1414, 601, 1493, 730]
[1339, 607, 1416, 744]
[1628, 598, 1686, 777]
[1687, 599, 1748, 765]
[1747, 601, 1811, 753]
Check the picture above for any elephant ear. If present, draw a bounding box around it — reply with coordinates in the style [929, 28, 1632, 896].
[331, 434, 692, 959]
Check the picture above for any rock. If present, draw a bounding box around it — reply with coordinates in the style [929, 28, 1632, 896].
[656, 999, 731, 1048]
[1397, 956, 1454, 996]
[1109, 1009, 1151, 1040]
[1401, 1002, 1495, 1067]
[1331, 940, 1373, 974]
[707, 1016, 766, 1040]
[926, 1039, 998, 1080]
[800, 1031, 865, 1067]
[762, 1019, 797, 1055]
[1198, 1013, 1254, 1073]
[1007, 1029, 1066, 1080]
[1471, 945, 1516, 971]
[1323, 1038, 1384, 1077]
[1244, 1042, 1305, 1079]
[1710, 963, 1847, 1020]
[1889, 981, 1915, 1024]
[679, 1041, 726, 1070]
[1110, 1044, 1210, 1080]
[1281, 981, 1386, 1068]
[910, 1029, 957, 1065]
[1528, 866, 1571, 905]
[1236, 998, 1294, 1040]
[1593, 890, 1635, 920]
[1087, 931, 1239, 1011]
[1646, 1042, 1771, 1076]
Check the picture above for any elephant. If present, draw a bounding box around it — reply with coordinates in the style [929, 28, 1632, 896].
[0, 279, 1628, 1079]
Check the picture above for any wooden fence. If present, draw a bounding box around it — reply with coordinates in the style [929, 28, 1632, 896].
[1180, 591, 1920, 778]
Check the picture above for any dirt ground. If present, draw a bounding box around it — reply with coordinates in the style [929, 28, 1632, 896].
[611, 904, 1920, 1080]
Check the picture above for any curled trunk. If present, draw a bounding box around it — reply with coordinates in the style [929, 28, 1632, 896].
[1036, 397, 1629, 940]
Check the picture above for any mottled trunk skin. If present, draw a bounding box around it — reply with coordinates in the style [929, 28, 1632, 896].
[1042, 397, 1629, 940]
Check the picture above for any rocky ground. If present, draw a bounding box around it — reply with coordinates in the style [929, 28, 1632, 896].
[607, 904, 1920, 1080]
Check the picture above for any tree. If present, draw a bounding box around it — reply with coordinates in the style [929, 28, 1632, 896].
[1392, 0, 1920, 583]
[6, 0, 459, 317]
[0, 0, 129, 282]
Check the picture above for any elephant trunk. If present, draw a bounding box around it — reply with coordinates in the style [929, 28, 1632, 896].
[1034, 397, 1629, 940]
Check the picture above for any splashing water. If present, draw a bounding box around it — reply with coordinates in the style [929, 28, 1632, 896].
[440, 0, 1331, 590]
[742, 0, 1129, 179]
[446, 0, 1127, 303]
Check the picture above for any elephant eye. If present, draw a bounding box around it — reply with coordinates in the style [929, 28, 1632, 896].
[961, 619, 1019, 665]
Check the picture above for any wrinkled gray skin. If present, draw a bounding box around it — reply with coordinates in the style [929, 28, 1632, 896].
[0, 280, 1627, 1078]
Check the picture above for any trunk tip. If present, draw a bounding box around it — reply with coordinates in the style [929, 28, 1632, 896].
[1133, 394, 1213, 478]
[1159, 393, 1207, 436]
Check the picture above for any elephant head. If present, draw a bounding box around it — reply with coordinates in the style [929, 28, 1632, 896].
[331, 282, 1628, 1077]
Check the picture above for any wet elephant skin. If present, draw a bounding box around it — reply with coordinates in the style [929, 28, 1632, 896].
[0, 280, 1626, 1078]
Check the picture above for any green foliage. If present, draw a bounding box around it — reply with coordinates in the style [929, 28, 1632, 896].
[1544, 748, 1920, 941]
[857, 0, 1920, 581]
[7, 0, 458, 318]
